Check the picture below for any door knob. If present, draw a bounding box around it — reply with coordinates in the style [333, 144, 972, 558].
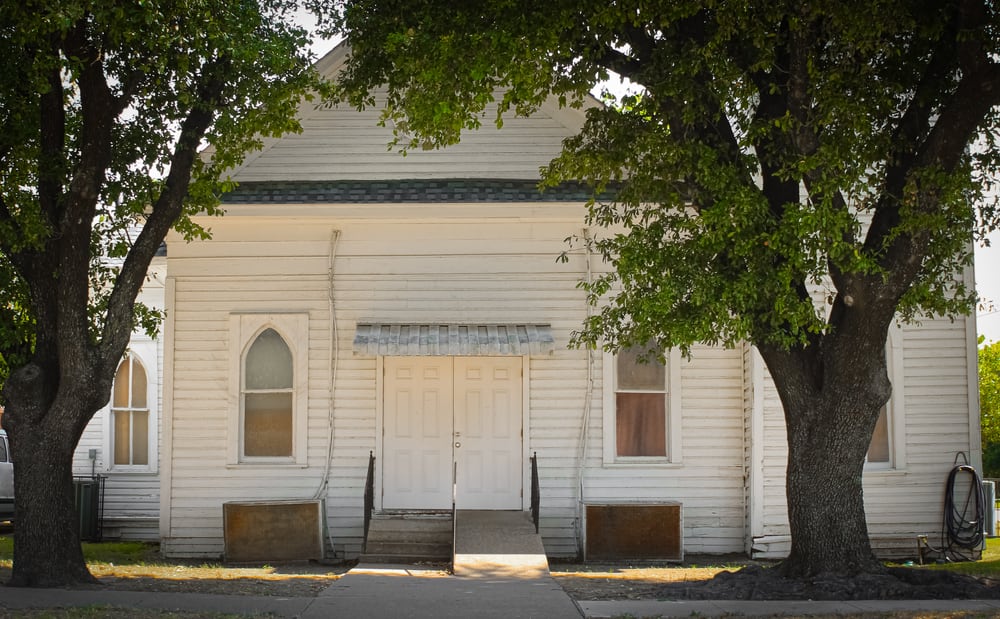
[455, 442, 461, 448]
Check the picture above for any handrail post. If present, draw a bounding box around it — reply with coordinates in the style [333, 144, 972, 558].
[363, 451, 375, 553]
[530, 451, 540, 534]
[452, 460, 458, 568]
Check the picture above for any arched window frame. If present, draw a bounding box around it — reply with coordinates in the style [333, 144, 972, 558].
[103, 339, 158, 474]
[228, 313, 309, 466]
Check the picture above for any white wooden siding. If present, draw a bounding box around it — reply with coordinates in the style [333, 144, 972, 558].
[217, 47, 589, 183]
[161, 213, 749, 559]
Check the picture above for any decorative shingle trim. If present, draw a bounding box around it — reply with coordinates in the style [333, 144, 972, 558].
[220, 179, 616, 204]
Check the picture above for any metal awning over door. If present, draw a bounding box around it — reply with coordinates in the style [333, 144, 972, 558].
[353, 323, 554, 356]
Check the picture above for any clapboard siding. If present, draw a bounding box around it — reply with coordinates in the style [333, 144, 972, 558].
[161, 213, 753, 559]
[224, 73, 587, 183]
[161, 220, 976, 561]
[581, 344, 747, 555]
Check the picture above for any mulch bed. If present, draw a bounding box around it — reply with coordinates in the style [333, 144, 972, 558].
[647, 565, 1000, 601]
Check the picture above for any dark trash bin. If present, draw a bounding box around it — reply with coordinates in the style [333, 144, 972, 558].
[73, 476, 104, 542]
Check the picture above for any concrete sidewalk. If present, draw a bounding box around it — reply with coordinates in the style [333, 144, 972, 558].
[4, 569, 1000, 618]
[581, 598, 1000, 617]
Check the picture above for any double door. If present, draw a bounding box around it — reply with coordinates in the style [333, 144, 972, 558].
[382, 356, 523, 510]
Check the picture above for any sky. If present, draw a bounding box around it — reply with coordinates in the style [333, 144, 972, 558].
[976, 238, 1000, 345]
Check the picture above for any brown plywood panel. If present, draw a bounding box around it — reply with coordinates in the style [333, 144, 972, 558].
[224, 500, 323, 562]
[586, 504, 682, 561]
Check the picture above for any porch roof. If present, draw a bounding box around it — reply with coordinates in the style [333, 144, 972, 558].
[352, 323, 555, 357]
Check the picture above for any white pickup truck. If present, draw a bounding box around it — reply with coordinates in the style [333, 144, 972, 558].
[0, 429, 12, 520]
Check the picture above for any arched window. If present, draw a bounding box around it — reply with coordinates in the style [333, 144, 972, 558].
[228, 313, 308, 465]
[242, 328, 294, 459]
[112, 355, 149, 466]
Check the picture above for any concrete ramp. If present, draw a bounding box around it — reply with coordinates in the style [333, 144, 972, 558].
[453, 510, 550, 578]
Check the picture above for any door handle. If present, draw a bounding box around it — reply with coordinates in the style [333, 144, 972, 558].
[455, 442, 461, 448]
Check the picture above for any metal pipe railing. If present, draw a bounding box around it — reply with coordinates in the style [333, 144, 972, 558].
[363, 451, 375, 552]
[530, 451, 540, 534]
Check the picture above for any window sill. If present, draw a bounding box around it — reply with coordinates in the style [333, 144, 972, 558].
[602, 460, 682, 469]
[863, 467, 907, 479]
[226, 462, 309, 469]
[104, 469, 158, 476]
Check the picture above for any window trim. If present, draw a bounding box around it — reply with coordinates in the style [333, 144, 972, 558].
[602, 347, 682, 466]
[228, 313, 309, 466]
[865, 326, 907, 472]
[103, 339, 158, 474]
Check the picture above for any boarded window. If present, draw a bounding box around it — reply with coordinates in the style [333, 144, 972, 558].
[867, 406, 890, 465]
[586, 504, 682, 560]
[111, 355, 150, 466]
[615, 347, 667, 458]
[242, 329, 294, 458]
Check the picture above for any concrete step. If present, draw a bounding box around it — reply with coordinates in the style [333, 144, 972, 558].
[358, 553, 450, 564]
[362, 542, 452, 559]
[362, 512, 454, 564]
[367, 529, 452, 543]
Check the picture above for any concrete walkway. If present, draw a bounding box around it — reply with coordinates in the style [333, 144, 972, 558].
[309, 563, 581, 618]
[581, 598, 1000, 617]
[453, 510, 550, 578]
[4, 577, 1000, 617]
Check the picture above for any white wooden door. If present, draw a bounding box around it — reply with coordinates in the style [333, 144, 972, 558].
[454, 357, 523, 509]
[382, 357, 523, 510]
[382, 357, 454, 509]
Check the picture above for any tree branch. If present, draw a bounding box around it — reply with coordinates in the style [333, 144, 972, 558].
[37, 35, 66, 225]
[100, 57, 231, 374]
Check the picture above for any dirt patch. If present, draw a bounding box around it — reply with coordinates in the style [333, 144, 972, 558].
[1, 561, 349, 598]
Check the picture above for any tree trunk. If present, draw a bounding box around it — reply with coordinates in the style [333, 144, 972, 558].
[780, 407, 883, 576]
[759, 338, 891, 577]
[4, 366, 98, 587]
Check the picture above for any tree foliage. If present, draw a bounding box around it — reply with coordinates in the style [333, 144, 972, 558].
[0, 0, 328, 586]
[327, 0, 999, 353]
[980, 339, 1000, 477]
[326, 0, 1000, 576]
[0, 0, 325, 393]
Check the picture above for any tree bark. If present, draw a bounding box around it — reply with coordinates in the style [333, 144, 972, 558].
[3, 364, 99, 587]
[781, 406, 882, 576]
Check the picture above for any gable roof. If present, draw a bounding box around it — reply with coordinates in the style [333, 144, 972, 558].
[221, 42, 598, 184]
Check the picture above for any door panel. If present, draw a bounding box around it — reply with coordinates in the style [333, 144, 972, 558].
[454, 357, 523, 509]
[382, 356, 523, 510]
[383, 358, 454, 509]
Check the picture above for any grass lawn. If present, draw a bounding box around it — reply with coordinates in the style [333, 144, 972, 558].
[914, 536, 1000, 578]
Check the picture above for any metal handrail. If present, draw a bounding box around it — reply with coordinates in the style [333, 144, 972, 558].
[363, 451, 375, 552]
[451, 460, 457, 568]
[530, 451, 540, 534]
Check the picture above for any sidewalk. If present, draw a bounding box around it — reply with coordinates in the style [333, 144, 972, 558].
[4, 567, 1000, 618]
